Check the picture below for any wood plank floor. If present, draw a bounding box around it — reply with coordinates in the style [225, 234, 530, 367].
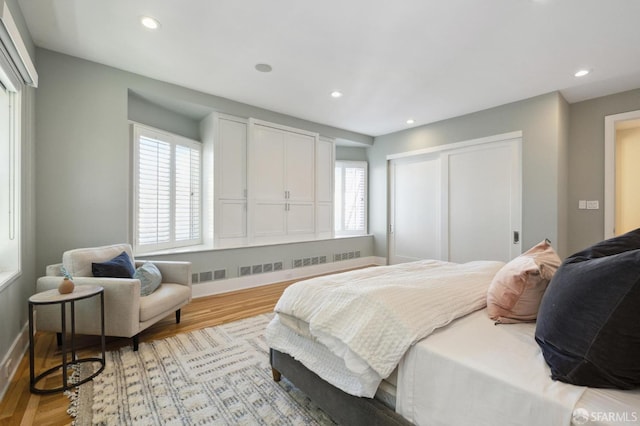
[0, 279, 300, 426]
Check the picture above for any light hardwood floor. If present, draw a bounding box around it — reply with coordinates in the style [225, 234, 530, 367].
[0, 280, 294, 426]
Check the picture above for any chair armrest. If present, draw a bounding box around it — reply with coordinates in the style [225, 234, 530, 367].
[135, 260, 192, 287]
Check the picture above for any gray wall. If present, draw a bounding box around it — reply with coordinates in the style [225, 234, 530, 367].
[128, 91, 201, 141]
[336, 146, 368, 161]
[567, 88, 640, 254]
[34, 49, 376, 281]
[368, 92, 569, 258]
[0, 0, 37, 382]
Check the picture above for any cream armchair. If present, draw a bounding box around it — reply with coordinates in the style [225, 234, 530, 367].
[35, 244, 192, 350]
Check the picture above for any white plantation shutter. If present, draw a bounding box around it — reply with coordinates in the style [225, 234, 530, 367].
[175, 144, 201, 242]
[134, 124, 202, 252]
[335, 161, 367, 235]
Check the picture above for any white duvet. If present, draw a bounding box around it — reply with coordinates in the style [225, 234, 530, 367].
[266, 259, 504, 397]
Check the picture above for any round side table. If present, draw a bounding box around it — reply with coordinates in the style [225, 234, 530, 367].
[28, 285, 106, 394]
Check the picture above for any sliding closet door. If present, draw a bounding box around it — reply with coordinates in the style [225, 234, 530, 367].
[388, 134, 522, 265]
[388, 154, 442, 264]
[445, 140, 521, 263]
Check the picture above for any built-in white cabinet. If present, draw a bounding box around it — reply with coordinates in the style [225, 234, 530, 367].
[248, 120, 318, 242]
[208, 113, 334, 246]
[316, 136, 335, 238]
[213, 114, 248, 245]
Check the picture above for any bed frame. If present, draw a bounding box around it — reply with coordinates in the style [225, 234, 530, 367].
[270, 349, 412, 426]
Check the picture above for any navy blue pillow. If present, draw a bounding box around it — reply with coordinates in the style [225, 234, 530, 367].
[92, 251, 136, 279]
[535, 228, 640, 389]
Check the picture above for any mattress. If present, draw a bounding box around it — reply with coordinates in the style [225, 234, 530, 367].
[273, 308, 640, 425]
[396, 309, 640, 426]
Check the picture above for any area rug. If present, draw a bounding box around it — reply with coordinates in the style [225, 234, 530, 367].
[69, 313, 335, 425]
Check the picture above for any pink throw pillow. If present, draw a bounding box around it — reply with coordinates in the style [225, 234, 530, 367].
[487, 239, 561, 324]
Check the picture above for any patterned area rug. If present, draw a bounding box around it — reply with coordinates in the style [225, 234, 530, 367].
[70, 314, 335, 425]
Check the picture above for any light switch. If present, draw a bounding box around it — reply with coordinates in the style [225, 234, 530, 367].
[578, 200, 587, 210]
[586, 200, 599, 210]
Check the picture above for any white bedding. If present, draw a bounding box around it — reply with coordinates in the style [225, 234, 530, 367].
[397, 309, 587, 426]
[266, 259, 504, 397]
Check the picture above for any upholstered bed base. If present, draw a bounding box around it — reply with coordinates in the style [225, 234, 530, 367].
[270, 349, 411, 426]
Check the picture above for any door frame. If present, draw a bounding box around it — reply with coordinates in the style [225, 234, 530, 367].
[604, 110, 640, 239]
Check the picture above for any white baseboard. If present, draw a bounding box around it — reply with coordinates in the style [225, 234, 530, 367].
[0, 322, 29, 402]
[192, 256, 386, 298]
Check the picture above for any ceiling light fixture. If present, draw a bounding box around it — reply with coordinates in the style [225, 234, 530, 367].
[331, 91, 343, 98]
[574, 69, 590, 77]
[406, 119, 415, 125]
[255, 63, 272, 73]
[141, 16, 160, 30]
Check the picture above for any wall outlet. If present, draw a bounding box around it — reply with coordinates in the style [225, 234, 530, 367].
[586, 200, 599, 210]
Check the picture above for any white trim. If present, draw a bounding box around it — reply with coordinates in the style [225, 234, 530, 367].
[249, 117, 319, 138]
[192, 255, 385, 298]
[386, 131, 522, 160]
[0, 320, 29, 401]
[604, 110, 640, 239]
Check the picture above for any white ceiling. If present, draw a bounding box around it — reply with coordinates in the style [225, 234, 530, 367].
[17, 0, 640, 137]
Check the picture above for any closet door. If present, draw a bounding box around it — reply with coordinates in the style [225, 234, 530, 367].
[389, 153, 442, 264]
[446, 141, 521, 263]
[388, 135, 522, 265]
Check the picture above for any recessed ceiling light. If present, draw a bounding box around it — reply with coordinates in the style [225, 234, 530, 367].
[574, 69, 590, 77]
[141, 16, 160, 30]
[406, 119, 415, 125]
[330, 91, 343, 98]
[255, 63, 272, 73]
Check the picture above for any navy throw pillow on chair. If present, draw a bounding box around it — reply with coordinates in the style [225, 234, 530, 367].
[535, 228, 640, 389]
[92, 251, 136, 279]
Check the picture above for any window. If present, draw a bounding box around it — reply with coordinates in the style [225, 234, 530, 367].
[335, 161, 368, 236]
[0, 86, 20, 288]
[133, 124, 202, 253]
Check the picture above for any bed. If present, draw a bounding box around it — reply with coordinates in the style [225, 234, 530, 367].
[266, 258, 640, 426]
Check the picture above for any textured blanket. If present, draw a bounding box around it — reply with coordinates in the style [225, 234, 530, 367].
[267, 259, 504, 396]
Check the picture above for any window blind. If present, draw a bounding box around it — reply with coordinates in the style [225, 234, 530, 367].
[134, 124, 202, 252]
[335, 161, 367, 235]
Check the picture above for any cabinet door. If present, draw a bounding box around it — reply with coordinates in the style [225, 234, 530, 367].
[316, 137, 334, 203]
[287, 202, 315, 235]
[218, 200, 246, 238]
[253, 125, 285, 200]
[316, 202, 333, 237]
[253, 201, 287, 237]
[285, 132, 315, 202]
[217, 117, 246, 199]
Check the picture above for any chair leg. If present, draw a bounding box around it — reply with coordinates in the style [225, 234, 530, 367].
[175, 309, 181, 324]
[56, 332, 63, 347]
[132, 334, 139, 351]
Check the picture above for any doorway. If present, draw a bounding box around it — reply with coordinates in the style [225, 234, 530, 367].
[604, 110, 640, 238]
